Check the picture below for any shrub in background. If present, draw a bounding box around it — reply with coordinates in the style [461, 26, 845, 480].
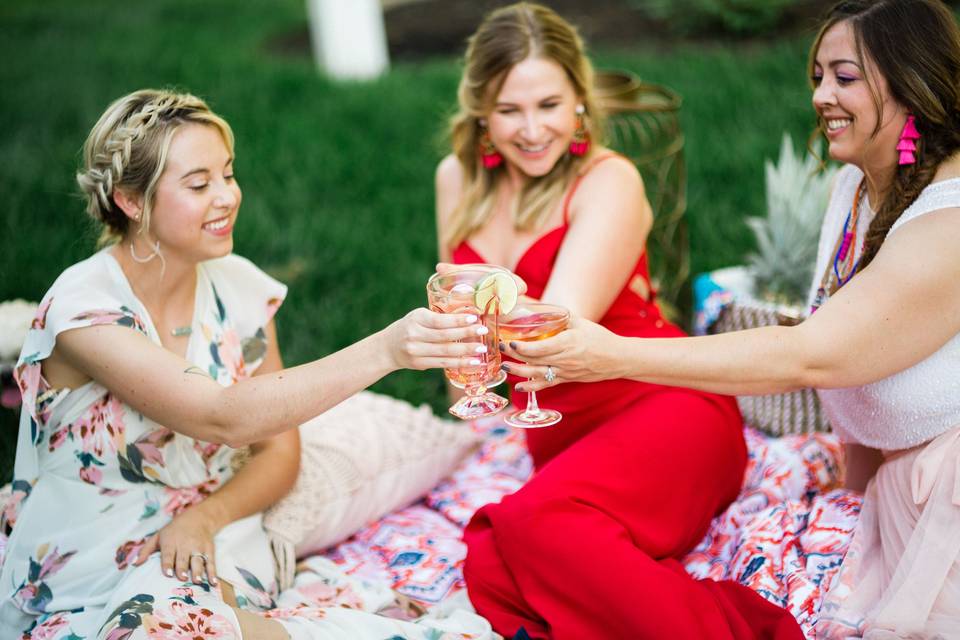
[633, 0, 797, 37]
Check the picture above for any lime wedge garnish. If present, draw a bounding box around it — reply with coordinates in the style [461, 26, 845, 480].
[475, 272, 519, 315]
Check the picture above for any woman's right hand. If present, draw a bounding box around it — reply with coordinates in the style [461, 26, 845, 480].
[385, 307, 490, 371]
[502, 315, 627, 390]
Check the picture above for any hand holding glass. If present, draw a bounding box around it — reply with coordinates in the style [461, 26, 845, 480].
[426, 268, 508, 419]
[439, 264, 511, 390]
[501, 303, 570, 428]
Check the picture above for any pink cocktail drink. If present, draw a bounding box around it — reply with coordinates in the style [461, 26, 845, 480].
[501, 303, 570, 429]
[426, 268, 508, 420]
[499, 311, 569, 343]
[429, 281, 500, 387]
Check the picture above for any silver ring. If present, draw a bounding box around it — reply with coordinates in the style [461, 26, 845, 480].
[544, 366, 556, 383]
[189, 552, 210, 563]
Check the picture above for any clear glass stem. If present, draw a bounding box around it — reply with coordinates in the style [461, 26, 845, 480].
[466, 381, 487, 397]
[523, 383, 543, 420]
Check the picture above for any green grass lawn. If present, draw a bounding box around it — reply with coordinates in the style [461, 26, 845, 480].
[0, 0, 819, 479]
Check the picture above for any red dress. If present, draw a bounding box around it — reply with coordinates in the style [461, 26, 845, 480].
[453, 156, 804, 640]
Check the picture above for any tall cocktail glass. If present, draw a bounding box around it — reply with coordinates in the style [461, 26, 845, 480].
[444, 264, 510, 389]
[426, 268, 508, 419]
[500, 303, 570, 428]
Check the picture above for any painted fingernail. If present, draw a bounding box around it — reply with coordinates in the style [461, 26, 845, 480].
[474, 344, 487, 354]
[509, 341, 518, 349]
[498, 341, 505, 351]
[165, 568, 173, 577]
[466, 314, 478, 323]
[469, 358, 482, 366]
[476, 325, 489, 335]
[500, 363, 510, 372]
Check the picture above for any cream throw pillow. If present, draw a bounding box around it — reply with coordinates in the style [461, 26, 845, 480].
[262, 391, 481, 585]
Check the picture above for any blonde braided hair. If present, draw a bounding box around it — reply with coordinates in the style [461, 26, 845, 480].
[76, 89, 234, 246]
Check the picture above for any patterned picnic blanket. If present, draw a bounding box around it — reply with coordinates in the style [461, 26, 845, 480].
[320, 420, 859, 638]
[0, 420, 857, 638]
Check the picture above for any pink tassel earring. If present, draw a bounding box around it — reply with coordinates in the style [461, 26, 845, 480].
[897, 115, 920, 165]
[478, 122, 503, 169]
[569, 104, 590, 157]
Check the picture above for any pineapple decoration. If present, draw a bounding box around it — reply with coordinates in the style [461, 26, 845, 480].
[745, 134, 837, 305]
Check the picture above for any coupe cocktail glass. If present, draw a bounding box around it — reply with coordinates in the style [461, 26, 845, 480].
[426, 268, 508, 419]
[500, 303, 570, 428]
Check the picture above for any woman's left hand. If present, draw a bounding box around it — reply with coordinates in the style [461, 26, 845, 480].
[501, 316, 627, 391]
[134, 505, 221, 585]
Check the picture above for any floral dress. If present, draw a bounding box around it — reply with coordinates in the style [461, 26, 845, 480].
[0, 250, 492, 640]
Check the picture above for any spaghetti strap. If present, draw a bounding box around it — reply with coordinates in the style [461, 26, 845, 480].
[561, 153, 624, 224]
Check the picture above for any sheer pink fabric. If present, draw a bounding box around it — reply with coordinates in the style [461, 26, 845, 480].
[816, 425, 960, 638]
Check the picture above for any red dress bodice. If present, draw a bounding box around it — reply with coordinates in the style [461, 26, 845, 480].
[451, 155, 695, 466]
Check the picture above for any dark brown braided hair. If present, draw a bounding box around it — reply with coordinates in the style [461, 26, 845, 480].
[809, 0, 960, 270]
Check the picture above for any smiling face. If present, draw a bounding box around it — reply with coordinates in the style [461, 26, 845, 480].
[485, 56, 580, 179]
[812, 20, 907, 173]
[143, 123, 241, 263]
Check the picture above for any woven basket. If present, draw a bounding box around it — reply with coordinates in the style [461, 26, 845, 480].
[710, 299, 831, 436]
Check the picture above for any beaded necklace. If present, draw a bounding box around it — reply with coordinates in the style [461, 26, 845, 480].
[811, 179, 866, 313]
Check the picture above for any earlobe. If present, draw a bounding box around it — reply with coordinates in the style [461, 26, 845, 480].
[113, 188, 144, 222]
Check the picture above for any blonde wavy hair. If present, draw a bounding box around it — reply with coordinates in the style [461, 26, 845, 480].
[76, 89, 234, 247]
[444, 2, 604, 248]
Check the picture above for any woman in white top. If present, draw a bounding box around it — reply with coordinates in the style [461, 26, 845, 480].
[502, 0, 960, 636]
[0, 90, 493, 639]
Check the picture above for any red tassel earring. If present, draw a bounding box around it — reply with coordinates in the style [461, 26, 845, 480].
[897, 115, 920, 165]
[478, 121, 503, 169]
[569, 104, 590, 157]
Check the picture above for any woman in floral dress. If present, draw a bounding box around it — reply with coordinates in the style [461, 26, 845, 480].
[0, 89, 493, 640]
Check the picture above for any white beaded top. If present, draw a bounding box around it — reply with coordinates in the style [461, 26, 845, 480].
[808, 165, 960, 450]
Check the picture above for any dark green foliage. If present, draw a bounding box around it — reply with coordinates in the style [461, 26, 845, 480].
[631, 0, 798, 36]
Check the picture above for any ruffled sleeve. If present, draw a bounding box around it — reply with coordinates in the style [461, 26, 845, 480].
[9, 254, 150, 519]
[15, 254, 148, 431]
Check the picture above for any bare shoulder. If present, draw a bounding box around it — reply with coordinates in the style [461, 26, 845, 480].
[435, 153, 464, 194]
[571, 151, 649, 224]
[580, 151, 643, 187]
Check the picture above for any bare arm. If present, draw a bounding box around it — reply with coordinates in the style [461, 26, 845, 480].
[539, 156, 651, 321]
[509, 207, 960, 394]
[185, 320, 300, 529]
[435, 154, 464, 264]
[54, 308, 484, 448]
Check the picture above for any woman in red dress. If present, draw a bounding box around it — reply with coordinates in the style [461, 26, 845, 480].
[434, 3, 803, 639]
